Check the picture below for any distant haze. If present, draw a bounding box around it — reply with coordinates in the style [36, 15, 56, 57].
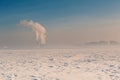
[0, 0, 120, 48]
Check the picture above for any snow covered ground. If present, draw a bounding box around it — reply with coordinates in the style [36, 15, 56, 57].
[0, 46, 120, 80]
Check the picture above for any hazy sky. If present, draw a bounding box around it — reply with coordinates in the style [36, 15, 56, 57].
[0, 0, 120, 47]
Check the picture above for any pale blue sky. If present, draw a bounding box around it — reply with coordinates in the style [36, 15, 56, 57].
[0, 0, 120, 47]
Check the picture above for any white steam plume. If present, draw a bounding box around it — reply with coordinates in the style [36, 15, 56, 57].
[20, 20, 46, 45]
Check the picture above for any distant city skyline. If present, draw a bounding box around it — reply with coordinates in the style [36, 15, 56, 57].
[0, 0, 120, 47]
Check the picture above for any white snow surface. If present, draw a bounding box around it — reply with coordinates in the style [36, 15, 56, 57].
[0, 46, 120, 80]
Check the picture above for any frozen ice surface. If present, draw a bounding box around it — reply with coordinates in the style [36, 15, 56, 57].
[0, 46, 120, 80]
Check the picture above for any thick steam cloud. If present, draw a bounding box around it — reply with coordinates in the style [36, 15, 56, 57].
[20, 20, 46, 45]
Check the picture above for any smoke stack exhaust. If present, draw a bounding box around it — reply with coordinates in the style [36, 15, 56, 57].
[20, 20, 46, 45]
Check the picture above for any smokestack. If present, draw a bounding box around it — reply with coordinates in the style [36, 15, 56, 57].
[20, 20, 46, 45]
